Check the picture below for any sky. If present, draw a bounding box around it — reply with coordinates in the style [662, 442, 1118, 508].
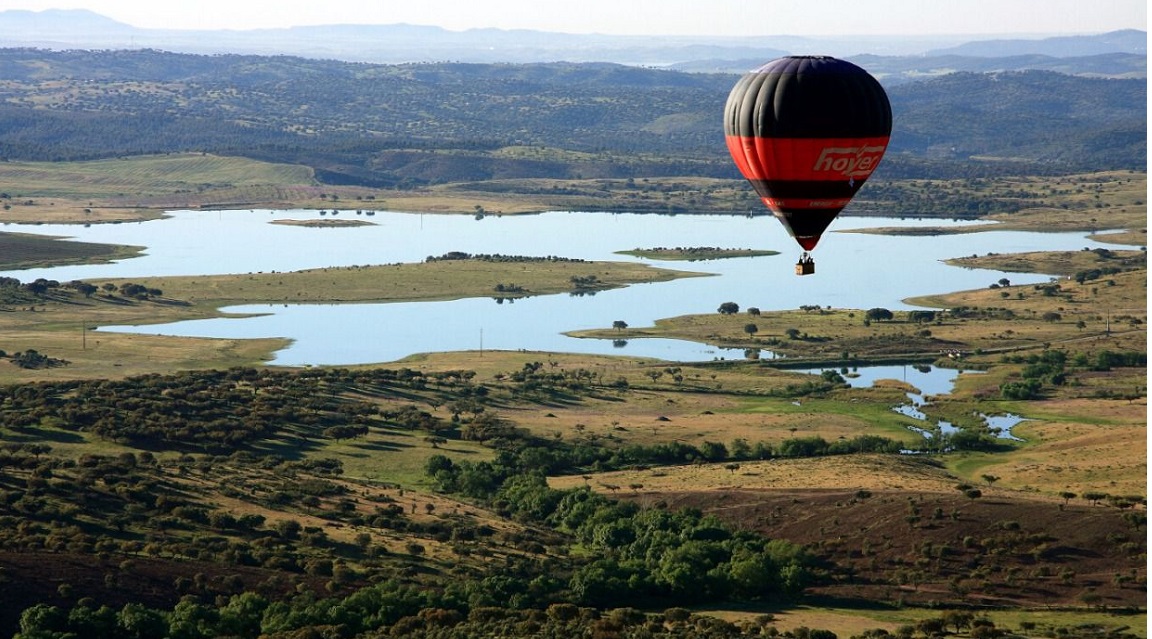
[0, 0, 1145, 36]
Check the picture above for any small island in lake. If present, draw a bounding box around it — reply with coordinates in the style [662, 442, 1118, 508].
[617, 246, 779, 261]
[271, 218, 377, 228]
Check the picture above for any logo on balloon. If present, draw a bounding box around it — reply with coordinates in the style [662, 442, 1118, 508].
[813, 145, 888, 179]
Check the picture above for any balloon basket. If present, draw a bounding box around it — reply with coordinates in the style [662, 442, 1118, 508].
[795, 253, 815, 276]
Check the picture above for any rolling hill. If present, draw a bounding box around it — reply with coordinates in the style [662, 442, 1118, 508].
[0, 49, 1144, 189]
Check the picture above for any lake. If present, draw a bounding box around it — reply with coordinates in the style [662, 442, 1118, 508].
[1, 208, 1127, 366]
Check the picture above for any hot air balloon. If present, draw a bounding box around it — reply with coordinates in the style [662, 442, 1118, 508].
[724, 56, 891, 275]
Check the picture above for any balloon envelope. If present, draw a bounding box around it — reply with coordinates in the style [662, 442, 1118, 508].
[724, 56, 892, 250]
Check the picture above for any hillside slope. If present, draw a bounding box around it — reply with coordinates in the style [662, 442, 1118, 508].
[0, 50, 1144, 186]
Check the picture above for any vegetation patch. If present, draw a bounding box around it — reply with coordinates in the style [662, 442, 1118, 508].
[270, 218, 376, 228]
[0, 359, 1143, 637]
[0, 231, 144, 270]
[617, 246, 780, 261]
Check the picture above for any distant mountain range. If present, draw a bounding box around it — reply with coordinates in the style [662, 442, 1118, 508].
[0, 8, 1145, 76]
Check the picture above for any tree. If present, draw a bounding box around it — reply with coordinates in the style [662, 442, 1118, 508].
[785, 328, 801, 340]
[747, 307, 760, 316]
[167, 603, 220, 639]
[700, 441, 728, 461]
[729, 438, 751, 460]
[717, 302, 739, 315]
[1083, 491, 1108, 506]
[570, 558, 632, 607]
[69, 281, 98, 297]
[865, 307, 893, 322]
[743, 323, 758, 337]
[323, 424, 368, 440]
[217, 593, 268, 638]
[274, 518, 303, 540]
[612, 320, 628, 331]
[18, 604, 68, 638]
[943, 612, 975, 634]
[67, 604, 120, 638]
[981, 474, 1000, 486]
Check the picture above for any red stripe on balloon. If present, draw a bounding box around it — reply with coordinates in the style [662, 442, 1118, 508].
[725, 136, 890, 183]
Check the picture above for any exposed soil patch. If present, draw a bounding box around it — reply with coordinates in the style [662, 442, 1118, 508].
[626, 488, 1146, 610]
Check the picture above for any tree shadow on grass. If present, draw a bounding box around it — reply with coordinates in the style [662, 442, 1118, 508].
[246, 436, 324, 461]
[346, 439, 413, 452]
[2, 426, 85, 444]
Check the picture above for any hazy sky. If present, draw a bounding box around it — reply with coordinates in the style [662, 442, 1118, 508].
[0, 0, 1145, 36]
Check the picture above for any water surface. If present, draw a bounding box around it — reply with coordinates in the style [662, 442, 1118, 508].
[2, 209, 1124, 365]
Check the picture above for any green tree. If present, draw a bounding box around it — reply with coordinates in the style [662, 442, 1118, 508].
[70, 281, 98, 297]
[17, 604, 68, 639]
[570, 559, 634, 607]
[167, 600, 219, 639]
[657, 540, 729, 599]
[217, 593, 268, 638]
[727, 553, 775, 595]
[1083, 491, 1108, 506]
[907, 310, 936, 323]
[426, 453, 456, 476]
[729, 438, 751, 460]
[274, 518, 303, 540]
[699, 441, 728, 461]
[718, 301, 739, 315]
[67, 605, 120, 638]
[943, 611, 975, 633]
[116, 603, 168, 639]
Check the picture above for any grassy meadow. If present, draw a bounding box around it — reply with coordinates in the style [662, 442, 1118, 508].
[572, 265, 1145, 363]
[0, 154, 323, 222]
[851, 171, 1147, 235]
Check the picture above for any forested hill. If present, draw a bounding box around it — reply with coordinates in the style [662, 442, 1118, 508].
[0, 48, 1144, 186]
[886, 71, 1147, 169]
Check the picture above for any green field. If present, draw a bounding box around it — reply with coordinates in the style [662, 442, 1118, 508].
[0, 154, 315, 198]
[0, 154, 354, 223]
